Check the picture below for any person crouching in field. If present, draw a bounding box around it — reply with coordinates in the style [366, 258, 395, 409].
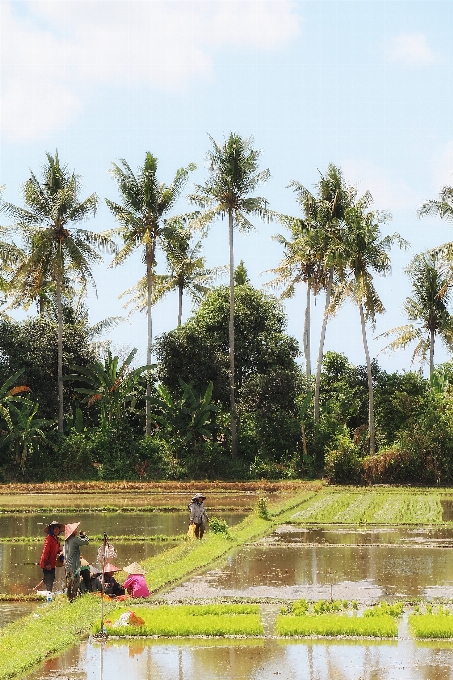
[64, 522, 89, 602]
[123, 562, 150, 598]
[188, 492, 208, 539]
[40, 521, 64, 592]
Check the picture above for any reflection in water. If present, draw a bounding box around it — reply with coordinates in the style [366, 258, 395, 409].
[22, 636, 453, 680]
[0, 601, 37, 627]
[0, 511, 247, 539]
[166, 543, 453, 601]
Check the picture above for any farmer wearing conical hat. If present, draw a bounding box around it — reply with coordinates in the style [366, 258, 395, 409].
[188, 492, 208, 539]
[122, 562, 150, 598]
[39, 521, 64, 593]
[93, 563, 124, 597]
[64, 522, 89, 602]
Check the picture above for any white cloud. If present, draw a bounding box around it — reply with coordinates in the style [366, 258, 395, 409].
[385, 32, 437, 65]
[341, 159, 419, 211]
[0, 1, 300, 141]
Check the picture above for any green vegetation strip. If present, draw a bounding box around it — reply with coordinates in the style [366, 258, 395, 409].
[0, 595, 115, 680]
[0, 534, 182, 544]
[276, 601, 403, 638]
[290, 490, 445, 525]
[96, 604, 263, 637]
[409, 605, 453, 638]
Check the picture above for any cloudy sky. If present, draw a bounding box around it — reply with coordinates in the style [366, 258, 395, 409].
[1, 0, 453, 374]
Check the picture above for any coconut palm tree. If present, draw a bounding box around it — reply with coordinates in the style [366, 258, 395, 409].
[267, 211, 326, 379]
[189, 133, 270, 457]
[1, 151, 111, 432]
[288, 165, 356, 423]
[106, 153, 195, 435]
[380, 252, 453, 378]
[120, 219, 226, 327]
[335, 198, 406, 454]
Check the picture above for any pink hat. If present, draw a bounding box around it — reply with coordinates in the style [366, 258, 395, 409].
[64, 522, 80, 540]
[103, 563, 120, 573]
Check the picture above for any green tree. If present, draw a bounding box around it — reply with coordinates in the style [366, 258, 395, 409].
[189, 133, 270, 456]
[65, 349, 152, 431]
[121, 219, 224, 327]
[288, 165, 356, 423]
[268, 205, 326, 379]
[155, 273, 302, 462]
[335, 199, 405, 454]
[0, 316, 97, 422]
[2, 151, 111, 431]
[106, 152, 195, 434]
[379, 252, 453, 378]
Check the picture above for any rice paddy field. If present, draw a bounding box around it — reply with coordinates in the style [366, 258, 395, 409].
[4, 485, 453, 679]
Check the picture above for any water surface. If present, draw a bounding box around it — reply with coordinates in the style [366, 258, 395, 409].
[22, 636, 453, 680]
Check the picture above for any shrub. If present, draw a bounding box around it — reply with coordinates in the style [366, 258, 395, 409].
[324, 433, 362, 484]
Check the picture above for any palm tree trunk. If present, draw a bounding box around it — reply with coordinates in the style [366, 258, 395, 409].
[303, 282, 311, 378]
[229, 208, 237, 458]
[56, 270, 64, 433]
[178, 282, 183, 327]
[145, 243, 153, 436]
[359, 301, 375, 455]
[430, 327, 435, 379]
[314, 268, 333, 423]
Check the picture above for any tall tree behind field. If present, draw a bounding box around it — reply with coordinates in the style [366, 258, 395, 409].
[189, 133, 270, 457]
[1, 152, 110, 432]
[106, 153, 195, 435]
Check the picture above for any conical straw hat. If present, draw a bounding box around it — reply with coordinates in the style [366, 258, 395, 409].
[123, 562, 145, 575]
[64, 522, 80, 540]
[44, 521, 64, 535]
[103, 563, 120, 573]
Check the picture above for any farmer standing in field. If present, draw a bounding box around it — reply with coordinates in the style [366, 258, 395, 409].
[188, 492, 208, 539]
[64, 522, 89, 602]
[39, 521, 64, 592]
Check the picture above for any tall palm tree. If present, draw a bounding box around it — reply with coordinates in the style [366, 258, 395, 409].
[189, 133, 270, 457]
[106, 152, 195, 435]
[289, 165, 356, 423]
[2, 151, 110, 432]
[121, 219, 226, 327]
[267, 211, 326, 379]
[336, 199, 405, 454]
[380, 252, 453, 378]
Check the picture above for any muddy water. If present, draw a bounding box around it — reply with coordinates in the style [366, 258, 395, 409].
[0, 602, 37, 627]
[0, 493, 257, 510]
[165, 541, 453, 601]
[22, 636, 453, 680]
[275, 525, 453, 546]
[0, 511, 246, 538]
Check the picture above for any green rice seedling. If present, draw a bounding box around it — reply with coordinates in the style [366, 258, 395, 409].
[409, 612, 453, 639]
[363, 602, 403, 618]
[292, 599, 309, 615]
[290, 493, 355, 523]
[352, 601, 358, 610]
[275, 613, 398, 638]
[97, 604, 263, 638]
[257, 497, 270, 520]
[334, 493, 387, 524]
[342, 600, 349, 610]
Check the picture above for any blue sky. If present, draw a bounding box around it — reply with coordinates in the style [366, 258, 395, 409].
[1, 0, 453, 375]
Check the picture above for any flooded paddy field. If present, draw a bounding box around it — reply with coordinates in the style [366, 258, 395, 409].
[0, 510, 246, 539]
[0, 492, 260, 512]
[22, 635, 453, 680]
[164, 525, 453, 602]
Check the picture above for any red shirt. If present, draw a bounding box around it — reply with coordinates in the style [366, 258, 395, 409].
[40, 534, 61, 569]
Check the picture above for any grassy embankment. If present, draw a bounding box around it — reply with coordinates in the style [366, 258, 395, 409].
[0, 484, 318, 680]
